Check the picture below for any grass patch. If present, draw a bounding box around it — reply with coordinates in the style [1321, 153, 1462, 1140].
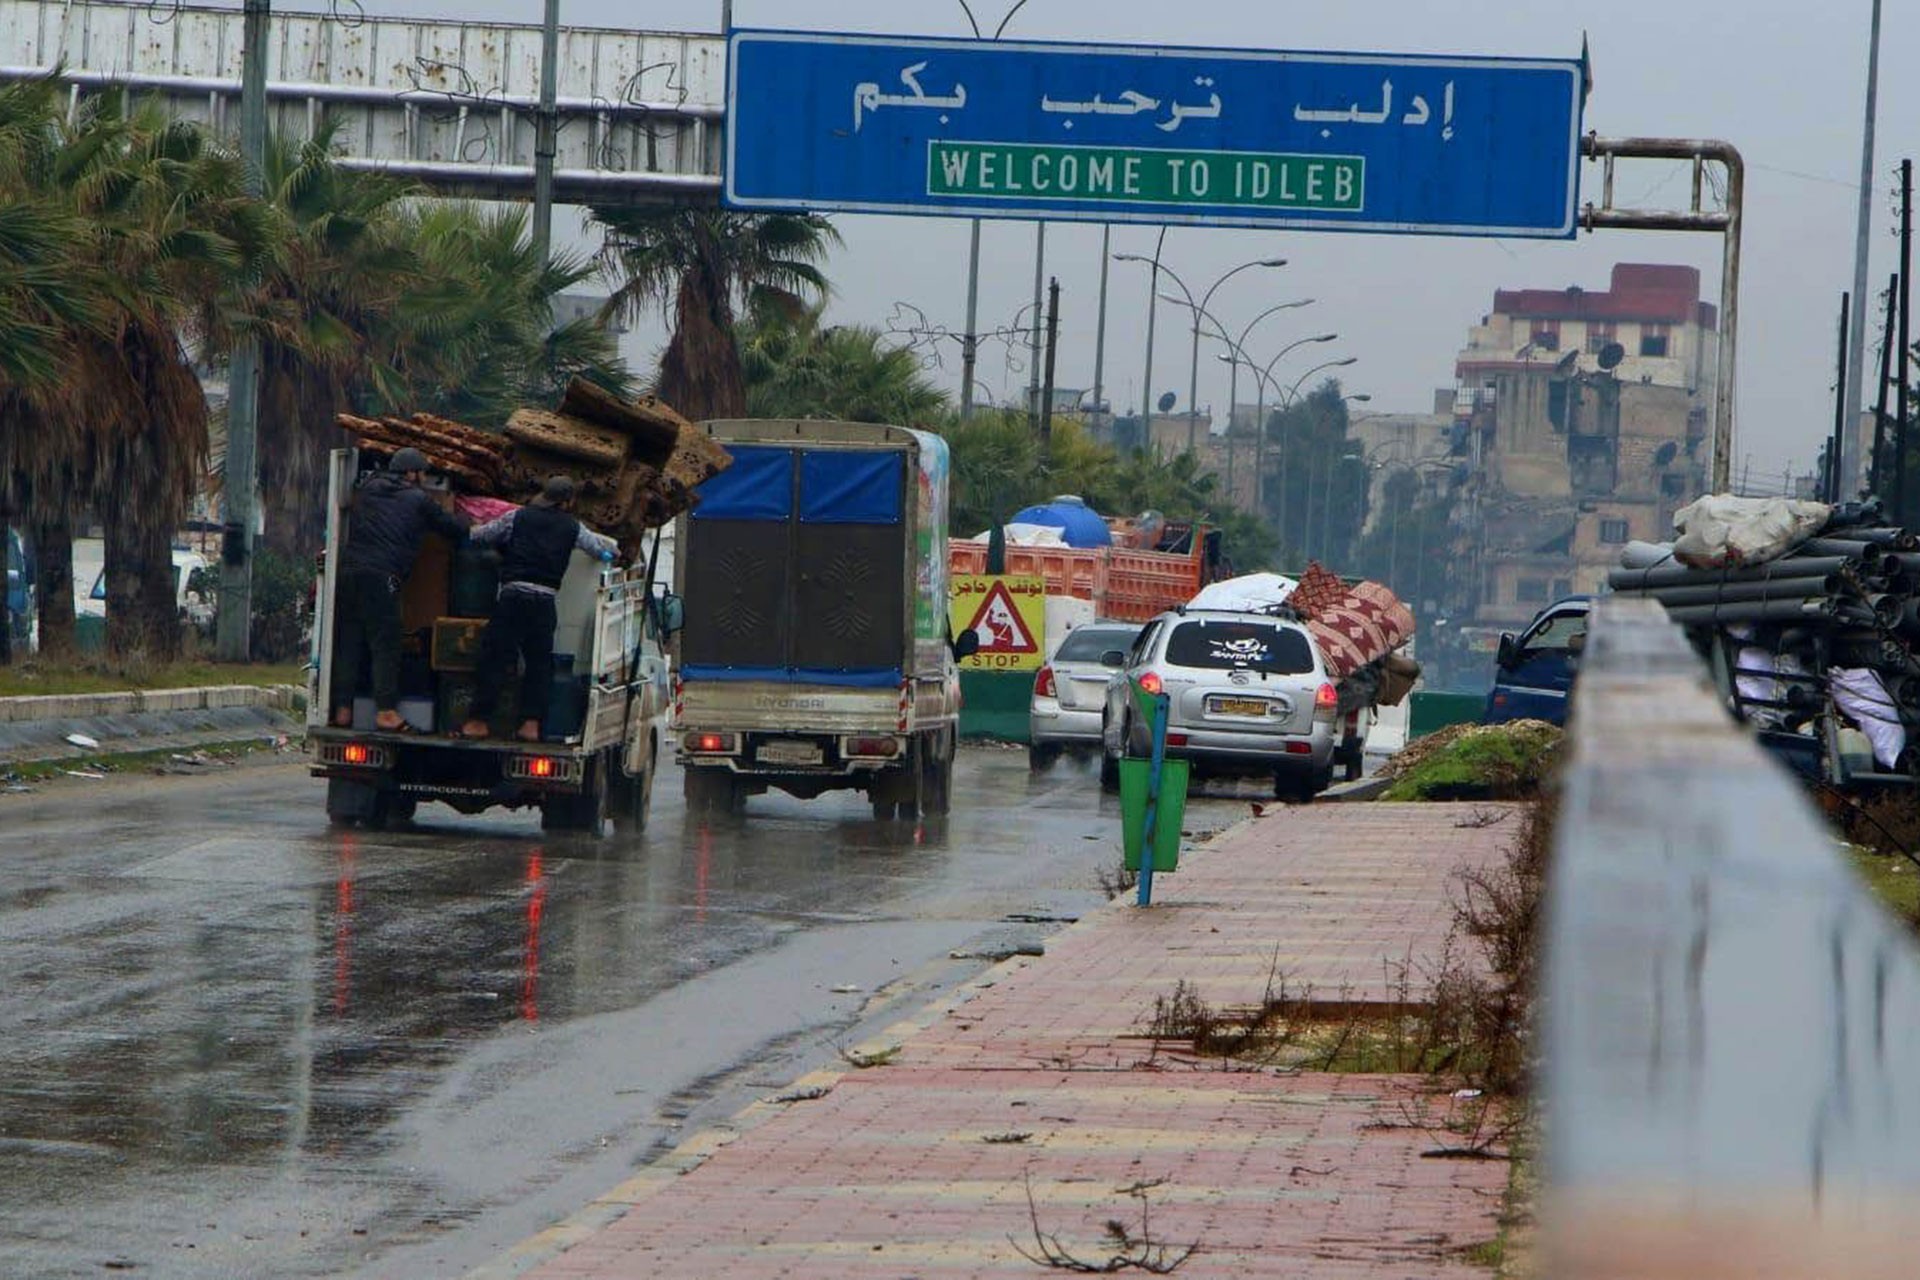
[1, 736, 295, 783]
[1378, 721, 1561, 802]
[1845, 843, 1920, 926]
[0, 660, 306, 698]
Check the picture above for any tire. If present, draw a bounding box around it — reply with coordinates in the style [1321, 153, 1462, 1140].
[609, 760, 651, 832]
[1338, 737, 1364, 782]
[543, 757, 610, 834]
[326, 777, 377, 827]
[1274, 770, 1317, 805]
[924, 731, 954, 816]
[1028, 742, 1061, 773]
[385, 795, 418, 826]
[1098, 718, 1122, 793]
[684, 766, 724, 814]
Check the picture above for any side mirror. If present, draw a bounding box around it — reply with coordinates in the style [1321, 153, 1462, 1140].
[951, 629, 981, 660]
[658, 593, 686, 638]
[1099, 649, 1127, 668]
[1495, 633, 1518, 670]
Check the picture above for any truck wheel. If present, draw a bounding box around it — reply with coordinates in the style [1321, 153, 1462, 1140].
[924, 732, 954, 816]
[612, 764, 651, 832]
[1028, 743, 1061, 772]
[384, 795, 418, 826]
[685, 768, 739, 818]
[326, 778, 377, 827]
[1338, 736, 1364, 782]
[543, 759, 609, 834]
[1274, 772, 1315, 805]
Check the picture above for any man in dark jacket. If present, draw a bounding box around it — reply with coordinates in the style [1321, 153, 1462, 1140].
[331, 448, 471, 731]
[457, 475, 619, 742]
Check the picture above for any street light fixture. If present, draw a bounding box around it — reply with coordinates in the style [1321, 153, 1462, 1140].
[1217, 335, 1341, 514]
[1117, 253, 1287, 450]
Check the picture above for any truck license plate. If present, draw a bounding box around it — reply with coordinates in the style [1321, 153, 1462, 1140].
[759, 739, 824, 766]
[1209, 696, 1270, 717]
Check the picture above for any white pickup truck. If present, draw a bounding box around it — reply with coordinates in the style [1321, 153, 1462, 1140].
[306, 449, 679, 833]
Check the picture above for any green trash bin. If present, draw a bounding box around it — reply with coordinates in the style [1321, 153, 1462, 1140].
[1119, 757, 1189, 873]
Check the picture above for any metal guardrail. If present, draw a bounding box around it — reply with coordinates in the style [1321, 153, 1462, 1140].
[0, 0, 723, 204]
[1543, 597, 1920, 1277]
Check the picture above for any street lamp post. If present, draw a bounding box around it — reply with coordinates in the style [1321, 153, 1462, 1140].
[1117, 253, 1286, 451]
[1272, 365, 1358, 559]
[1165, 296, 1315, 506]
[1221, 338, 1339, 536]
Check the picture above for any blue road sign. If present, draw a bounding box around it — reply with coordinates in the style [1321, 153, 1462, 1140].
[726, 31, 1585, 239]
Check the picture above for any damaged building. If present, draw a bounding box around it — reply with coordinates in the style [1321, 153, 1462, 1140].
[1443, 263, 1719, 656]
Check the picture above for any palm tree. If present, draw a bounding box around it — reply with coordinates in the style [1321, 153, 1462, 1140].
[11, 91, 270, 660]
[366, 203, 630, 428]
[593, 208, 838, 419]
[216, 122, 421, 559]
[741, 305, 947, 425]
[0, 75, 103, 657]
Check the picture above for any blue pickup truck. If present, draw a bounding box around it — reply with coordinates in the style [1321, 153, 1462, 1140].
[1482, 596, 1591, 727]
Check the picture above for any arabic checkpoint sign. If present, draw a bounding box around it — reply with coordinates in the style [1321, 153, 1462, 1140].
[726, 30, 1586, 238]
[951, 574, 1046, 671]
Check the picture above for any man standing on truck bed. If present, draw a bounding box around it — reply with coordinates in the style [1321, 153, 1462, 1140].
[457, 476, 619, 743]
[331, 447, 472, 732]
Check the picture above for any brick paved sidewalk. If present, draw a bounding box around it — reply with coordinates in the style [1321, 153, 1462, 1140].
[485, 803, 1524, 1280]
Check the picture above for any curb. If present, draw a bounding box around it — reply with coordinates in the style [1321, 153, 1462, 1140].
[0, 683, 303, 723]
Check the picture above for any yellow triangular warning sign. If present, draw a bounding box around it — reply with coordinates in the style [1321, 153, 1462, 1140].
[965, 581, 1039, 655]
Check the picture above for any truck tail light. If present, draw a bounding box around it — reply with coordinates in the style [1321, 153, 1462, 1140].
[1166, 732, 1188, 747]
[685, 731, 736, 754]
[1286, 740, 1314, 755]
[1315, 683, 1339, 712]
[1138, 672, 1164, 696]
[846, 736, 900, 758]
[319, 741, 391, 770]
[506, 754, 582, 783]
[1034, 666, 1056, 698]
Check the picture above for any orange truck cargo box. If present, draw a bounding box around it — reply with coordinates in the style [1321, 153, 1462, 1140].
[949, 529, 1214, 623]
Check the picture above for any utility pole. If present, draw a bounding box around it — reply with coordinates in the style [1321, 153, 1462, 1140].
[1842, 0, 1883, 495]
[1139, 227, 1167, 452]
[216, 0, 270, 662]
[531, 0, 561, 267]
[1027, 223, 1046, 432]
[1897, 159, 1913, 522]
[1830, 292, 1850, 503]
[1039, 278, 1060, 457]
[960, 222, 982, 420]
[1871, 272, 1897, 495]
[1090, 224, 1110, 431]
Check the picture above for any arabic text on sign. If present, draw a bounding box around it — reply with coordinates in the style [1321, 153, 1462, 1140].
[928, 142, 1364, 212]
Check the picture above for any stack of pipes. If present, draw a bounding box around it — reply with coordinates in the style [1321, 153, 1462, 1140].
[1608, 504, 1920, 767]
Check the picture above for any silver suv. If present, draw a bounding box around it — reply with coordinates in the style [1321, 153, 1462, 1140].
[1099, 608, 1339, 802]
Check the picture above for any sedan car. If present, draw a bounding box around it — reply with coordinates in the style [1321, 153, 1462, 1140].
[1100, 608, 1339, 802]
[1029, 622, 1142, 771]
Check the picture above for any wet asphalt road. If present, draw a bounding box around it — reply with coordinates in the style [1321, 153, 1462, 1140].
[0, 746, 1251, 1279]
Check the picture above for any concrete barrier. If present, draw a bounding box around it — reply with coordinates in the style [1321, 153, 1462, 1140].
[0, 683, 300, 724]
[1543, 597, 1920, 1278]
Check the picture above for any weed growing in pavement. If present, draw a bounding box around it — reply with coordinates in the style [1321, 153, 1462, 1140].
[1094, 857, 1138, 898]
[1130, 796, 1557, 1097]
[1010, 1172, 1199, 1274]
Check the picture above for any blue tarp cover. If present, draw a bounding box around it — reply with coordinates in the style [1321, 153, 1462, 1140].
[691, 446, 793, 521]
[1010, 499, 1112, 548]
[800, 450, 903, 524]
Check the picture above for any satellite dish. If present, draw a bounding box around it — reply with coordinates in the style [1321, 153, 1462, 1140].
[1597, 341, 1626, 370]
[1157, 391, 1178, 413]
[1553, 350, 1580, 375]
[1653, 440, 1679, 468]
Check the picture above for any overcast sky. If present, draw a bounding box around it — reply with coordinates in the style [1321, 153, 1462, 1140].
[351, 0, 1915, 486]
